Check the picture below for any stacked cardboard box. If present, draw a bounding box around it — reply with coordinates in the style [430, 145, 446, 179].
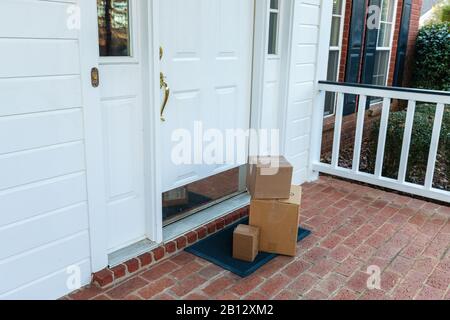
[233, 225, 260, 262]
[233, 156, 302, 262]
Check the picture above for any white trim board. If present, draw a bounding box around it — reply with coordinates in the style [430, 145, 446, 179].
[79, 0, 109, 273]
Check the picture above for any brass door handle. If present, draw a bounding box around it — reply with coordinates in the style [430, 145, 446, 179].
[160, 72, 170, 121]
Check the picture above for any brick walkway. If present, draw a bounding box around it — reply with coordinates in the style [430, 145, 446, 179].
[68, 176, 450, 300]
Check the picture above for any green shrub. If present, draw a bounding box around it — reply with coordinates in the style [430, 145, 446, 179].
[442, 5, 450, 22]
[368, 104, 450, 182]
[425, 0, 450, 24]
[413, 23, 450, 91]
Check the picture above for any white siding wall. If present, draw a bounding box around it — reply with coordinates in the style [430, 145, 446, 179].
[0, 0, 92, 299]
[284, 0, 322, 184]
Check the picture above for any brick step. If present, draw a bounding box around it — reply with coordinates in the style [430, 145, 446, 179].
[92, 206, 250, 289]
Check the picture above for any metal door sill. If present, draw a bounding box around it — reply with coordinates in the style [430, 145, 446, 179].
[108, 239, 158, 268]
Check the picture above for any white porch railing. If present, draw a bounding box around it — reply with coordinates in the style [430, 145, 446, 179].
[311, 81, 450, 203]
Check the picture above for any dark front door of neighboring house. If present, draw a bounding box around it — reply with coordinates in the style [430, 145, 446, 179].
[343, 0, 413, 114]
[344, 0, 368, 115]
[393, 0, 413, 86]
[361, 0, 382, 85]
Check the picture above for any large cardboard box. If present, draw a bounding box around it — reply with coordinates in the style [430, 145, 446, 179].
[249, 185, 302, 256]
[233, 224, 260, 262]
[247, 156, 293, 199]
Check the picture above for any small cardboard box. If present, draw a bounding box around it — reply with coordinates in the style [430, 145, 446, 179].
[233, 224, 260, 262]
[249, 185, 302, 256]
[247, 156, 293, 199]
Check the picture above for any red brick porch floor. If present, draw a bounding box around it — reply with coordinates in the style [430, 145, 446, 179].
[68, 176, 450, 300]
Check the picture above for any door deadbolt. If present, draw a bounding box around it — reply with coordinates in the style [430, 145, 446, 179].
[91, 67, 99, 88]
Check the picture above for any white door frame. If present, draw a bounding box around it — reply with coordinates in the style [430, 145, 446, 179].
[310, 0, 334, 182]
[79, 0, 108, 272]
[144, 0, 164, 244]
[275, 0, 295, 155]
[252, 0, 294, 138]
[81, 0, 297, 272]
[250, 0, 271, 132]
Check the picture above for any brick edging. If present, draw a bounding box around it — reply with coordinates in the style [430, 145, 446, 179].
[92, 206, 250, 288]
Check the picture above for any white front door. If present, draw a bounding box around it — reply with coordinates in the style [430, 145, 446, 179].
[159, 0, 255, 192]
[97, 0, 147, 252]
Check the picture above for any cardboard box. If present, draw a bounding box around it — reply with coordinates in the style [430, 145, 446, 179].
[233, 224, 260, 262]
[247, 156, 293, 199]
[249, 185, 302, 256]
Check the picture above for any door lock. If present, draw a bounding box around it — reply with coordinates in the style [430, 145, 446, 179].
[91, 67, 99, 88]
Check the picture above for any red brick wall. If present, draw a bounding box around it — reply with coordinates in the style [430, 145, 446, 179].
[338, 0, 353, 82]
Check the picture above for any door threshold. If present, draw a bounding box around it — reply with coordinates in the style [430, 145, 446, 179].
[108, 193, 250, 267]
[163, 193, 251, 242]
[108, 239, 158, 268]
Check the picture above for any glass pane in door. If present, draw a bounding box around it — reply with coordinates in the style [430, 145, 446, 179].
[162, 166, 247, 226]
[268, 12, 279, 55]
[97, 0, 131, 56]
[270, 0, 279, 10]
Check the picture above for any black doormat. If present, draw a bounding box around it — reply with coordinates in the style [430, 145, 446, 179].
[185, 218, 311, 277]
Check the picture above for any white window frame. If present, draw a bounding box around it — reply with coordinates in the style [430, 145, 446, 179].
[325, 0, 346, 117]
[98, 0, 140, 64]
[373, 0, 398, 87]
[268, 0, 281, 56]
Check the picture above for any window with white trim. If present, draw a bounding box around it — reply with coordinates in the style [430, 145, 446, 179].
[268, 0, 280, 55]
[97, 0, 131, 57]
[325, 0, 346, 116]
[372, 0, 396, 86]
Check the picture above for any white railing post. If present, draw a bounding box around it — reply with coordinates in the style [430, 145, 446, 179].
[425, 103, 445, 190]
[374, 98, 391, 178]
[309, 89, 326, 181]
[331, 93, 345, 168]
[314, 81, 450, 203]
[398, 100, 417, 183]
[352, 95, 367, 172]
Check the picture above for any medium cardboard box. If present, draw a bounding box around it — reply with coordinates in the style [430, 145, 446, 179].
[247, 156, 293, 199]
[249, 185, 302, 256]
[233, 224, 260, 262]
